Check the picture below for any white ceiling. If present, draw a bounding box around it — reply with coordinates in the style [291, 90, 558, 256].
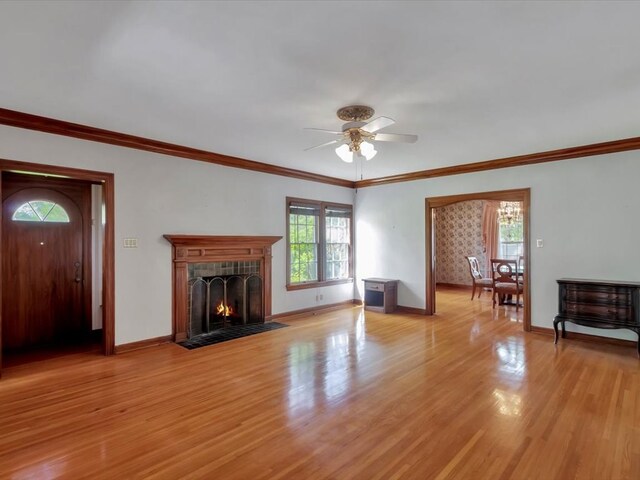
[1, 1, 640, 181]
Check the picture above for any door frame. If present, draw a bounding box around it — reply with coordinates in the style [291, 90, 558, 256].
[0, 158, 115, 372]
[425, 188, 531, 331]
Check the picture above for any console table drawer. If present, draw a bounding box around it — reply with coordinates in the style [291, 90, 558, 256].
[564, 303, 632, 322]
[564, 288, 631, 305]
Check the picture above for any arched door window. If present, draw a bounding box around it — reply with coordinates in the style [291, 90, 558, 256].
[12, 200, 70, 223]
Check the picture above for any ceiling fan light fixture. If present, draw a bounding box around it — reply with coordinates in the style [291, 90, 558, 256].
[360, 141, 377, 161]
[305, 105, 417, 164]
[335, 143, 353, 163]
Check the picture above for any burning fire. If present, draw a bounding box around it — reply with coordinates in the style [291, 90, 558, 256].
[216, 301, 233, 316]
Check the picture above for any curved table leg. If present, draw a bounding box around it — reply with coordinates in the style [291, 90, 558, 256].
[553, 317, 560, 344]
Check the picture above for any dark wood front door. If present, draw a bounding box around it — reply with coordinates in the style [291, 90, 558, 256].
[2, 173, 92, 350]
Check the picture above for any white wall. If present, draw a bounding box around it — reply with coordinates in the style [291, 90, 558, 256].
[355, 151, 640, 341]
[0, 126, 355, 345]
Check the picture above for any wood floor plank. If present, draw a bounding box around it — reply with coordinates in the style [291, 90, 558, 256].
[0, 287, 638, 479]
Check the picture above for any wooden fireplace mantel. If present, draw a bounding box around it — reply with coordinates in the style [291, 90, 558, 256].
[164, 235, 282, 341]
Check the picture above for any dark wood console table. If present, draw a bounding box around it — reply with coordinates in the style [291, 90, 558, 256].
[363, 278, 398, 313]
[554, 278, 640, 355]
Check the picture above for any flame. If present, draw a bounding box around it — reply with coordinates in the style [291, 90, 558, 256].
[216, 301, 232, 316]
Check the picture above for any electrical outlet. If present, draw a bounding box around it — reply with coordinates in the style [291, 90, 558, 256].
[123, 238, 138, 248]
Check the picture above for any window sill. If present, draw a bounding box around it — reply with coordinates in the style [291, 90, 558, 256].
[286, 278, 354, 291]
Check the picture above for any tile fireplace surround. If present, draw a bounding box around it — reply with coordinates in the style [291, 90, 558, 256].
[163, 235, 282, 342]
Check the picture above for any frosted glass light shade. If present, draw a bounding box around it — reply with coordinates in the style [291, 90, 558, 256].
[360, 141, 377, 161]
[335, 144, 353, 163]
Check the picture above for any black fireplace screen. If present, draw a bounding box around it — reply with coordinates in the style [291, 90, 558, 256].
[189, 274, 264, 337]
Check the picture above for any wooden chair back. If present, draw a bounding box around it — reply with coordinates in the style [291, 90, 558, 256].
[466, 256, 492, 300]
[491, 259, 519, 285]
[466, 256, 483, 281]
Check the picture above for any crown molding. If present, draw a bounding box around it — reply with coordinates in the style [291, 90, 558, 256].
[0, 107, 355, 189]
[2, 107, 639, 190]
[354, 135, 640, 188]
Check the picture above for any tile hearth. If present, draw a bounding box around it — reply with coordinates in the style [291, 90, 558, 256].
[178, 322, 289, 350]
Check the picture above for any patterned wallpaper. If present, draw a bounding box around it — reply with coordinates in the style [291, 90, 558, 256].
[436, 200, 486, 286]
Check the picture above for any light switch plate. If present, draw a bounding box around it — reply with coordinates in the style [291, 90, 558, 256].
[536, 239, 543, 248]
[123, 238, 138, 248]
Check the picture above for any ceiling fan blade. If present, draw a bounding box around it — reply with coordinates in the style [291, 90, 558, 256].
[361, 116, 395, 133]
[373, 133, 418, 143]
[304, 128, 344, 135]
[304, 139, 343, 151]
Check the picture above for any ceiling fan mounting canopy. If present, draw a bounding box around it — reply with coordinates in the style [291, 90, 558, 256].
[336, 105, 375, 122]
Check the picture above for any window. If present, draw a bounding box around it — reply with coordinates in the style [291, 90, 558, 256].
[288, 201, 319, 284]
[287, 198, 353, 289]
[498, 219, 523, 260]
[12, 200, 70, 223]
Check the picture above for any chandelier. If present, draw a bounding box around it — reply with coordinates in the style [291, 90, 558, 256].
[497, 201, 522, 224]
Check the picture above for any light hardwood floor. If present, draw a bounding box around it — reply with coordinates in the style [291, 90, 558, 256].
[0, 288, 638, 479]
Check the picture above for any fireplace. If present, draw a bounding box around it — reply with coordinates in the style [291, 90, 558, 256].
[164, 235, 282, 341]
[188, 262, 263, 336]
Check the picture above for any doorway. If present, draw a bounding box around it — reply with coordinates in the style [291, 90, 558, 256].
[0, 160, 115, 376]
[425, 188, 531, 331]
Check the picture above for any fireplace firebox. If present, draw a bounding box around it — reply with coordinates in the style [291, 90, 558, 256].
[164, 235, 282, 341]
[189, 270, 263, 336]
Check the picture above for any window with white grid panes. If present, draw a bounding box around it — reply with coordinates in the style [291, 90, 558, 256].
[325, 206, 351, 280]
[287, 198, 353, 289]
[498, 218, 524, 261]
[288, 203, 319, 284]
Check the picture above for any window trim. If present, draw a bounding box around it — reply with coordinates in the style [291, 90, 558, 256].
[286, 197, 354, 291]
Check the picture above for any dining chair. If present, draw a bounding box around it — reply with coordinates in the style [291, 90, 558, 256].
[491, 259, 523, 310]
[517, 255, 525, 286]
[465, 256, 493, 300]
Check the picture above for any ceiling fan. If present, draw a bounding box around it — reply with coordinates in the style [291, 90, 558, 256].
[305, 105, 418, 163]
